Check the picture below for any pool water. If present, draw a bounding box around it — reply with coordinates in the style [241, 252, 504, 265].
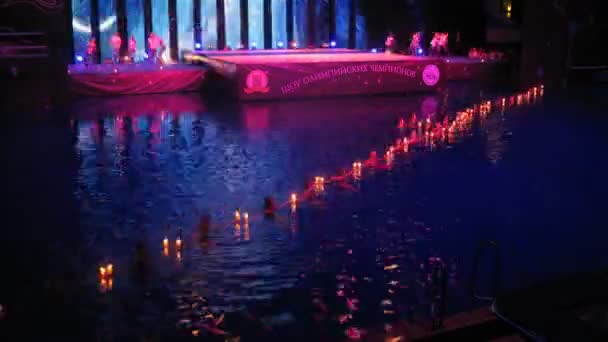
[4, 84, 608, 340]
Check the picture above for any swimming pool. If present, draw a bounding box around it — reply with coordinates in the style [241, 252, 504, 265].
[4, 84, 608, 340]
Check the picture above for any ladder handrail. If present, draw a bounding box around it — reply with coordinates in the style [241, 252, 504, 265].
[470, 240, 501, 302]
[430, 257, 448, 330]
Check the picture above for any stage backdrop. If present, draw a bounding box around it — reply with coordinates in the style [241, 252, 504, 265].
[248, 0, 264, 48]
[201, 0, 218, 49]
[272, 0, 287, 47]
[225, 0, 241, 49]
[177, 0, 194, 58]
[127, 0, 146, 60]
[69, 0, 367, 62]
[71, 0, 91, 57]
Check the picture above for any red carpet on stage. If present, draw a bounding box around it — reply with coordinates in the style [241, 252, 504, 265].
[68, 64, 207, 96]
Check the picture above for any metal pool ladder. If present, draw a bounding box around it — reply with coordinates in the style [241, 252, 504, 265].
[471, 240, 501, 302]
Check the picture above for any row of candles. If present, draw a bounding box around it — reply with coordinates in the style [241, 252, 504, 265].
[99, 263, 113, 293]
[221, 84, 543, 228]
[163, 234, 183, 259]
[98, 85, 542, 286]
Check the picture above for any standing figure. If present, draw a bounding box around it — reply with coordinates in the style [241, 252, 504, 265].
[86, 36, 97, 65]
[147, 32, 166, 64]
[128, 35, 137, 62]
[86, 36, 97, 66]
[385, 32, 397, 54]
[409, 32, 422, 56]
[430, 33, 440, 56]
[110, 32, 122, 64]
[438, 32, 449, 56]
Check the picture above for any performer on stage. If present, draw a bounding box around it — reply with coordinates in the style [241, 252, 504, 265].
[430, 32, 448, 56]
[128, 36, 137, 62]
[385, 32, 397, 54]
[438, 32, 448, 56]
[110, 32, 122, 64]
[409, 32, 421, 55]
[86, 36, 97, 66]
[147, 32, 166, 64]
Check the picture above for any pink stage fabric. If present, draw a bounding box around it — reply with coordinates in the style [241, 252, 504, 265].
[69, 67, 206, 96]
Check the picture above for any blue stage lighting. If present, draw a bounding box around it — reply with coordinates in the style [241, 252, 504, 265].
[195, 43, 201, 49]
[371, 48, 377, 53]
[330, 41, 336, 47]
[251, 42, 257, 49]
[76, 55, 84, 62]
[277, 41, 284, 48]
[417, 48, 423, 55]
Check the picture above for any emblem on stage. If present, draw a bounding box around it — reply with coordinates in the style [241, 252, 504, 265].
[422, 64, 440, 86]
[244, 70, 270, 94]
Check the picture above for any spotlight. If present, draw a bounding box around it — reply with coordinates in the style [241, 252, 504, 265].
[330, 41, 336, 47]
[76, 55, 84, 62]
[371, 48, 377, 53]
[143, 52, 149, 59]
[417, 48, 423, 55]
[195, 42, 201, 49]
[277, 41, 284, 48]
[251, 42, 257, 49]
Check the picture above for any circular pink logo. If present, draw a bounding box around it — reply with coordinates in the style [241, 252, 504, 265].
[244, 70, 270, 94]
[422, 64, 440, 86]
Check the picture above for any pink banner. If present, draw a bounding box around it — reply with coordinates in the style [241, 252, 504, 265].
[235, 60, 445, 100]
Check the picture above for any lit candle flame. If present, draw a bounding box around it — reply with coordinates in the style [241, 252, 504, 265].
[314, 177, 325, 193]
[243, 212, 249, 223]
[176, 237, 182, 249]
[106, 264, 113, 276]
[235, 209, 241, 222]
[99, 266, 106, 277]
[290, 193, 297, 204]
[163, 236, 169, 248]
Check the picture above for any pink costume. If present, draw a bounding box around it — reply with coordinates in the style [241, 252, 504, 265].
[110, 34, 122, 64]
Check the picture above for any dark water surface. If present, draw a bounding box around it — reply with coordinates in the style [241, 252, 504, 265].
[3, 85, 608, 340]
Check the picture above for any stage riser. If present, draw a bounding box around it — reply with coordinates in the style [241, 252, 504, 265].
[67, 64, 207, 96]
[231, 60, 446, 100]
[446, 61, 508, 81]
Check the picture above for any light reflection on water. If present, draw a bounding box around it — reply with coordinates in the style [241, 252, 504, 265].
[69, 85, 539, 338]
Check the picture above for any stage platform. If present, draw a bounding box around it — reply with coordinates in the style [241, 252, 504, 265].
[198, 51, 447, 100]
[66, 51, 504, 98]
[67, 63, 207, 96]
[189, 48, 366, 57]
